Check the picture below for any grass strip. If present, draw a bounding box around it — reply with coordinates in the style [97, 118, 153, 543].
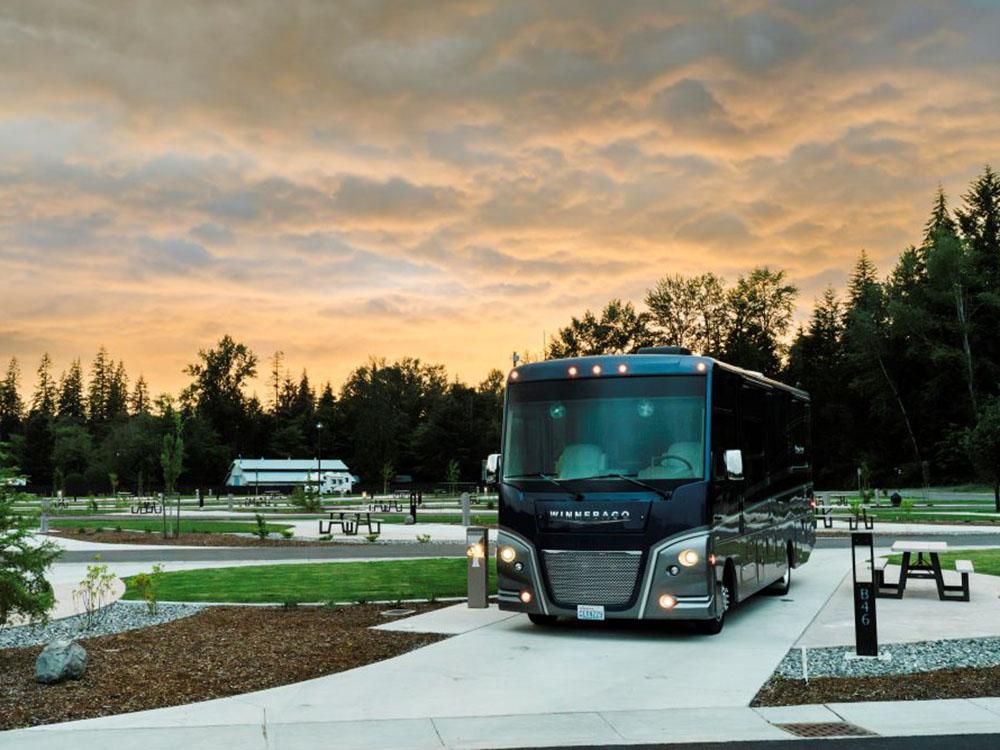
[886, 549, 1000, 577]
[122, 558, 497, 603]
[51, 519, 292, 534]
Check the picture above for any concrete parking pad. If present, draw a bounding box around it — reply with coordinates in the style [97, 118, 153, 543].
[797, 559, 1000, 647]
[373, 603, 518, 635]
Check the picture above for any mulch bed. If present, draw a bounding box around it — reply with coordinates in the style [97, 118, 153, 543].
[752, 665, 1000, 706]
[0, 603, 446, 730]
[46, 530, 334, 547]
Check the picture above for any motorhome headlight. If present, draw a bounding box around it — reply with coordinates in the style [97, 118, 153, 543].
[499, 546, 517, 563]
[678, 549, 700, 567]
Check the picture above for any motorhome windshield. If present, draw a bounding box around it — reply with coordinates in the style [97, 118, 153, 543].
[503, 376, 706, 483]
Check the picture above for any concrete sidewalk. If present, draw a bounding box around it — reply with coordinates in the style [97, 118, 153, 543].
[8, 699, 1000, 748]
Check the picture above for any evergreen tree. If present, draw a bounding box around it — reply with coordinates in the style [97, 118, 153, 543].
[956, 165, 1000, 288]
[106, 360, 130, 420]
[130, 375, 150, 414]
[87, 347, 113, 425]
[30, 354, 57, 418]
[923, 185, 957, 244]
[56, 359, 86, 424]
[0, 358, 23, 442]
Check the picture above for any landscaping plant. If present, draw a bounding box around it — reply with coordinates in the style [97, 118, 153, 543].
[73, 559, 118, 630]
[254, 513, 269, 540]
[131, 563, 165, 615]
[0, 447, 60, 631]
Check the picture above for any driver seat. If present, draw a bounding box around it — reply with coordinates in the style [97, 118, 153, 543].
[637, 441, 702, 479]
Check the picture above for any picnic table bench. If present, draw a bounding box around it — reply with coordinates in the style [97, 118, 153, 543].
[875, 540, 973, 601]
[319, 511, 383, 536]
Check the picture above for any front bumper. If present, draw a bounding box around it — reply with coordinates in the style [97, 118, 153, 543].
[496, 529, 720, 620]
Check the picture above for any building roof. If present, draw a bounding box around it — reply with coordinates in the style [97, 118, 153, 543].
[230, 458, 349, 472]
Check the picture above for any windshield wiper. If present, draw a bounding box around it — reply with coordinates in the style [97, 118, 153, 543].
[577, 473, 672, 501]
[504, 473, 584, 501]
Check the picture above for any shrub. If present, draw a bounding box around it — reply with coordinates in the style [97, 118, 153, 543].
[0, 476, 60, 632]
[280, 528, 294, 540]
[416, 533, 431, 543]
[73, 561, 117, 630]
[901, 499, 915, 512]
[115, 525, 123, 533]
[848, 499, 861, 515]
[319, 534, 332, 542]
[365, 533, 380, 543]
[88, 499, 99, 512]
[253, 513, 269, 540]
[486, 500, 496, 510]
[77, 526, 86, 535]
[131, 564, 165, 615]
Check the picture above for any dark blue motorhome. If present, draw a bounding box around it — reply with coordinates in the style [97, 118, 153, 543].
[496, 347, 814, 634]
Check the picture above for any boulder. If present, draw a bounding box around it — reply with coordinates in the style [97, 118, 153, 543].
[35, 639, 87, 684]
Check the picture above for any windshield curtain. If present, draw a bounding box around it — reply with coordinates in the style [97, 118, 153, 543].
[503, 376, 707, 483]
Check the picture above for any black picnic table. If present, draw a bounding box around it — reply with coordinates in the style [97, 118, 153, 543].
[319, 511, 383, 536]
[875, 540, 970, 601]
[130, 500, 161, 514]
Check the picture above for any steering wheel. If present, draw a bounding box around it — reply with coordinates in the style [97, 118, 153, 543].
[652, 453, 694, 472]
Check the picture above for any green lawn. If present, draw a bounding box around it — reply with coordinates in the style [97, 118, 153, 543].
[887, 549, 1000, 576]
[51, 518, 293, 534]
[866, 511, 1000, 525]
[122, 558, 497, 603]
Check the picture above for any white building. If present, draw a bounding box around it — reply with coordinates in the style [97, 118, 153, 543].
[224, 458, 355, 495]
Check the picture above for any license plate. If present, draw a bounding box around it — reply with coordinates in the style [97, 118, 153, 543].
[577, 604, 605, 621]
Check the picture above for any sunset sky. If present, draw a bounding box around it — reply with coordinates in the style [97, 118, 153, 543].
[2, 1, 1000, 397]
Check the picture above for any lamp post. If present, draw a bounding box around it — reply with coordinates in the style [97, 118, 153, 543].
[316, 422, 324, 498]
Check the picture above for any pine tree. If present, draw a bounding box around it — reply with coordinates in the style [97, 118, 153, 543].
[87, 347, 112, 425]
[130, 375, 150, 414]
[106, 360, 129, 420]
[56, 359, 86, 424]
[0, 358, 24, 441]
[30, 354, 57, 418]
[923, 185, 957, 244]
[956, 165, 1000, 287]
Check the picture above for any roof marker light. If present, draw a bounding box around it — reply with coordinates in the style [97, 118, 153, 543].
[509, 369, 519, 380]
[617, 363, 628, 374]
[696, 362, 707, 373]
[592, 364, 602, 375]
[568, 366, 578, 377]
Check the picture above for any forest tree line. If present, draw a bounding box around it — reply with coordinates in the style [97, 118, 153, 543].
[2, 166, 999, 494]
[0, 342, 504, 494]
[545, 166, 1000, 491]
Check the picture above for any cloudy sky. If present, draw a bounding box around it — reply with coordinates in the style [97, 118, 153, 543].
[2, 1, 999, 395]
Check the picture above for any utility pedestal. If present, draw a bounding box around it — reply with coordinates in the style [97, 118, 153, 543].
[466, 526, 489, 608]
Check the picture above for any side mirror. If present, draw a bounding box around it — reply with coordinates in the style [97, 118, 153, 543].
[724, 449, 744, 480]
[484, 453, 501, 484]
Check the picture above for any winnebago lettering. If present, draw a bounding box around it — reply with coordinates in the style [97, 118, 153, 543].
[495, 347, 815, 634]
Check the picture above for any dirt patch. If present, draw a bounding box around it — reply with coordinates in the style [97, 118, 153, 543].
[46, 530, 333, 548]
[752, 665, 1000, 706]
[0, 603, 446, 730]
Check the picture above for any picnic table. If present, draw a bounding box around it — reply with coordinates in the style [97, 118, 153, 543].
[875, 540, 973, 601]
[319, 511, 382, 537]
[368, 499, 402, 513]
[130, 500, 161, 514]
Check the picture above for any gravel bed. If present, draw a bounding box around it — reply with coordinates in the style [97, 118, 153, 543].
[0, 601, 205, 650]
[775, 636, 1000, 679]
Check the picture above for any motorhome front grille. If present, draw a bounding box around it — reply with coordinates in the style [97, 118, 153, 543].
[541, 550, 642, 607]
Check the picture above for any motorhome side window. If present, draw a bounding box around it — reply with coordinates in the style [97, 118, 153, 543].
[789, 398, 811, 467]
[711, 372, 739, 479]
[740, 384, 767, 485]
[766, 390, 790, 474]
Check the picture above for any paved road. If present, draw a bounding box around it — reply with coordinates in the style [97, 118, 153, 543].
[56, 542, 469, 562]
[55, 533, 1000, 563]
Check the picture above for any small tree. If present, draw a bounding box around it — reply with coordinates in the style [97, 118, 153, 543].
[968, 398, 1000, 513]
[160, 413, 184, 539]
[0, 445, 60, 631]
[108, 471, 119, 498]
[445, 459, 461, 496]
[380, 461, 394, 496]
